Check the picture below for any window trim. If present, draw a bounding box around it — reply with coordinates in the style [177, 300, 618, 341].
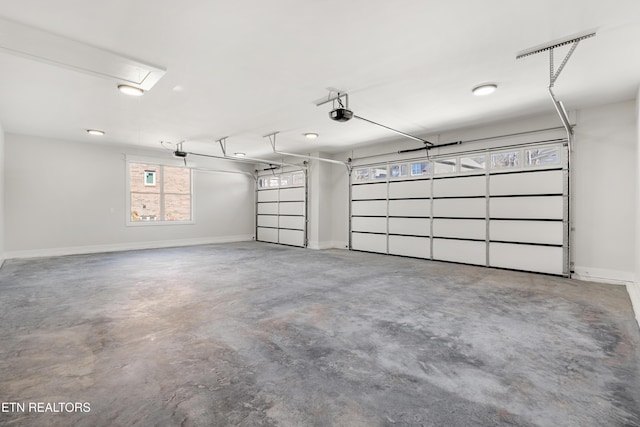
[126, 155, 195, 227]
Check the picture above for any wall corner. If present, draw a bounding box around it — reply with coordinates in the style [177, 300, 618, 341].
[633, 86, 640, 328]
[0, 122, 4, 268]
[627, 283, 640, 329]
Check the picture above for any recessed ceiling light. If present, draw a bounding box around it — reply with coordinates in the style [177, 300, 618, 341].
[234, 152, 246, 157]
[472, 84, 498, 96]
[86, 129, 105, 136]
[117, 84, 144, 96]
[304, 133, 319, 139]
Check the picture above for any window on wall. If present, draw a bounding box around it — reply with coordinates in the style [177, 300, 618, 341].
[129, 162, 192, 224]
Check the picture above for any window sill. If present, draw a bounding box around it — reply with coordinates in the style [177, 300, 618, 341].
[126, 220, 195, 227]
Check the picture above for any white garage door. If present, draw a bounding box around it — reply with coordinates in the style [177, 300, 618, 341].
[257, 170, 307, 247]
[350, 143, 568, 276]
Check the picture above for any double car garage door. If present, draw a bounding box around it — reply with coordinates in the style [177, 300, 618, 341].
[350, 142, 568, 276]
[256, 170, 307, 247]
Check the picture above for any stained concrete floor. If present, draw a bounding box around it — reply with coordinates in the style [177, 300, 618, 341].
[0, 242, 639, 427]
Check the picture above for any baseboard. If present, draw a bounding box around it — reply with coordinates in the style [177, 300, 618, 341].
[307, 241, 349, 250]
[627, 282, 640, 329]
[4, 235, 255, 260]
[572, 266, 635, 286]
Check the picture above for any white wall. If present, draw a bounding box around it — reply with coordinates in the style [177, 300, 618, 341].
[306, 155, 322, 249]
[4, 134, 255, 258]
[0, 121, 4, 266]
[630, 88, 640, 326]
[572, 100, 637, 284]
[307, 153, 345, 249]
[329, 157, 349, 249]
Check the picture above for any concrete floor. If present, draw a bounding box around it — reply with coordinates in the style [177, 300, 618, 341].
[0, 242, 639, 427]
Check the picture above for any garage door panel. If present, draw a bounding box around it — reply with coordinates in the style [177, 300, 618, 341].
[352, 183, 387, 200]
[279, 229, 305, 247]
[279, 202, 305, 216]
[257, 189, 278, 202]
[352, 200, 387, 216]
[257, 215, 278, 228]
[352, 217, 387, 233]
[389, 199, 430, 217]
[490, 170, 563, 196]
[490, 196, 563, 219]
[490, 243, 563, 275]
[433, 198, 485, 218]
[280, 187, 305, 201]
[433, 176, 485, 197]
[388, 218, 430, 236]
[433, 239, 485, 265]
[389, 180, 431, 199]
[490, 220, 563, 245]
[352, 233, 386, 253]
[257, 227, 278, 243]
[279, 216, 305, 230]
[257, 203, 278, 215]
[389, 235, 430, 259]
[433, 219, 485, 240]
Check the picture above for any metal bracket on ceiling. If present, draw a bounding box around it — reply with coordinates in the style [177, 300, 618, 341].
[214, 134, 302, 170]
[315, 91, 349, 110]
[264, 131, 351, 172]
[265, 131, 279, 152]
[216, 136, 229, 156]
[517, 30, 596, 136]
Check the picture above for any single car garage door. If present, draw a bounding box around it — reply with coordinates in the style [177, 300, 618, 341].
[256, 169, 307, 247]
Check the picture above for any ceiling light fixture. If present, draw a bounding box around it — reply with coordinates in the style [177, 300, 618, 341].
[86, 129, 105, 136]
[304, 133, 319, 139]
[234, 152, 246, 157]
[117, 84, 144, 96]
[472, 84, 498, 96]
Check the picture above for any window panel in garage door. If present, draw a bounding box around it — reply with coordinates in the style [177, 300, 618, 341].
[257, 170, 307, 247]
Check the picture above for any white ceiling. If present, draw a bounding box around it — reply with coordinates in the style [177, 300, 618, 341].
[0, 0, 639, 157]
